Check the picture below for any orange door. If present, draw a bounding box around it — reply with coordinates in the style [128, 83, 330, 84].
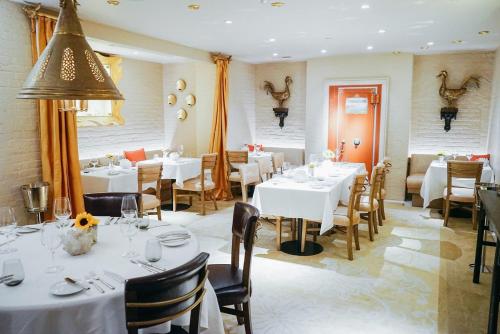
[328, 85, 381, 176]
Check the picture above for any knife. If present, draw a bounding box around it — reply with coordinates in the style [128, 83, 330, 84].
[103, 270, 126, 284]
[136, 259, 165, 273]
[65, 277, 90, 290]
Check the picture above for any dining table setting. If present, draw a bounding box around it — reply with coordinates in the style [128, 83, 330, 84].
[0, 213, 224, 334]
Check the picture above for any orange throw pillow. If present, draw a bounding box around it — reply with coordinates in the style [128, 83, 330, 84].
[124, 148, 147, 163]
[471, 154, 490, 161]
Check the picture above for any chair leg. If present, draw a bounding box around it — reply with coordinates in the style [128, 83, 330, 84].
[241, 183, 247, 202]
[472, 202, 478, 230]
[212, 191, 218, 211]
[189, 196, 193, 206]
[235, 304, 244, 325]
[300, 220, 308, 253]
[243, 301, 253, 334]
[372, 211, 379, 234]
[291, 219, 297, 240]
[200, 190, 205, 215]
[444, 199, 450, 227]
[367, 213, 374, 241]
[156, 206, 161, 221]
[173, 189, 177, 212]
[276, 216, 282, 250]
[377, 207, 383, 226]
[354, 225, 360, 250]
[380, 199, 386, 220]
[347, 225, 353, 261]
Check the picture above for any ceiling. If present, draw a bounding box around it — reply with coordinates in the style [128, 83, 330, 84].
[18, 0, 500, 63]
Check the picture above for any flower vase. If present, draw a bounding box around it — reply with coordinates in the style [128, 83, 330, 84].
[438, 156, 444, 163]
[88, 225, 97, 244]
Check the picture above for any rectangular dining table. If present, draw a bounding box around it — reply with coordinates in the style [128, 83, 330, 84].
[251, 161, 366, 256]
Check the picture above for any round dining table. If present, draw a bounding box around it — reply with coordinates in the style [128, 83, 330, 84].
[0, 221, 224, 334]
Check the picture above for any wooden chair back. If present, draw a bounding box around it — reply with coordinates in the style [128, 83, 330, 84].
[380, 158, 391, 191]
[368, 166, 385, 207]
[137, 162, 163, 197]
[446, 161, 483, 196]
[226, 151, 249, 175]
[200, 153, 218, 190]
[230, 202, 260, 290]
[272, 152, 285, 173]
[347, 174, 368, 219]
[124, 252, 209, 334]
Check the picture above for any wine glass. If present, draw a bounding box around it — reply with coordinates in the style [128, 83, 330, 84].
[178, 145, 184, 157]
[53, 197, 72, 229]
[452, 153, 458, 161]
[121, 195, 138, 221]
[120, 219, 139, 258]
[466, 153, 473, 161]
[41, 222, 64, 273]
[90, 159, 99, 169]
[0, 207, 17, 254]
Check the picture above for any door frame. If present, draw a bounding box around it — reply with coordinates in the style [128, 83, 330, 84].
[322, 77, 389, 163]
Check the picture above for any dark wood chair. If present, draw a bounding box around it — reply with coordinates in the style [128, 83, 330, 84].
[207, 202, 260, 334]
[124, 252, 210, 334]
[83, 192, 142, 217]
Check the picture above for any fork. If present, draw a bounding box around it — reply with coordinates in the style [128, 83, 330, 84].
[86, 279, 105, 293]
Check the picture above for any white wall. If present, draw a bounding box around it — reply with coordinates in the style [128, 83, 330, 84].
[488, 49, 500, 179]
[306, 53, 414, 200]
[195, 62, 216, 155]
[255, 62, 306, 148]
[410, 52, 494, 154]
[228, 60, 256, 150]
[0, 1, 40, 225]
[78, 58, 164, 159]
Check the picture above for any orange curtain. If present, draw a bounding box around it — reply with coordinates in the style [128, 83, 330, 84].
[29, 15, 84, 218]
[209, 55, 232, 200]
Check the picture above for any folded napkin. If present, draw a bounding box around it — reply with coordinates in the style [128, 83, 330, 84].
[156, 230, 191, 240]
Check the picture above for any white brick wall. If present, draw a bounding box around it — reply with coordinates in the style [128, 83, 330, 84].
[255, 62, 306, 148]
[78, 58, 164, 159]
[410, 52, 494, 154]
[488, 49, 500, 178]
[0, 1, 40, 225]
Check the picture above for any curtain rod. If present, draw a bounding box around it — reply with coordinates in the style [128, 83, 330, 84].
[22, 2, 58, 20]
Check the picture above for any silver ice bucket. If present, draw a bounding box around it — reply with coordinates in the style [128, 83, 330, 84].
[20, 182, 49, 213]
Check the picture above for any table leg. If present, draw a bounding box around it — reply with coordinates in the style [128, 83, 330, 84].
[488, 244, 500, 334]
[280, 218, 323, 256]
[161, 179, 191, 211]
[474, 205, 486, 283]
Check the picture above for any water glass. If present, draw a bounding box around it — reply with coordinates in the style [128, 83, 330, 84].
[53, 197, 72, 229]
[2, 258, 25, 286]
[0, 207, 17, 254]
[41, 222, 64, 273]
[120, 220, 139, 258]
[137, 215, 150, 230]
[145, 239, 162, 262]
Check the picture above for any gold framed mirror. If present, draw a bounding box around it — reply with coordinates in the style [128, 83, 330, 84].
[76, 53, 124, 127]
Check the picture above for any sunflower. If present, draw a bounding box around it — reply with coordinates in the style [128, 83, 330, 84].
[74, 212, 99, 230]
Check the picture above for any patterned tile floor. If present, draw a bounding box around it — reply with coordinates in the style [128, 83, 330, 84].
[160, 199, 492, 334]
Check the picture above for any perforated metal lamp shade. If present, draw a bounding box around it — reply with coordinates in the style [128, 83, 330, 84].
[17, 0, 124, 101]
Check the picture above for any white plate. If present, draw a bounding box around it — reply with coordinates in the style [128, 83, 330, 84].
[107, 170, 120, 176]
[16, 226, 41, 234]
[160, 238, 190, 247]
[50, 281, 84, 296]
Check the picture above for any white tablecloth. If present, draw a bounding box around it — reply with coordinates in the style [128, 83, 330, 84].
[0, 223, 224, 334]
[81, 158, 201, 193]
[251, 161, 366, 235]
[420, 160, 494, 208]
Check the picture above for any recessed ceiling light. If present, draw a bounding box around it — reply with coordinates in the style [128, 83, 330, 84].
[272, 53, 279, 57]
[452, 39, 464, 44]
[325, 36, 333, 40]
[268, 38, 276, 42]
[281, 56, 291, 59]
[426, 41, 434, 46]
[187, 4, 200, 10]
[321, 49, 327, 54]
[107, 0, 120, 5]
[361, 4, 370, 9]
[478, 30, 490, 35]
[271, 1, 285, 7]
[366, 45, 373, 50]
[224, 20, 233, 24]
[378, 29, 386, 34]
[392, 51, 401, 55]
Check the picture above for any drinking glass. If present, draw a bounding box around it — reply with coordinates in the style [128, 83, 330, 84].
[120, 219, 139, 258]
[145, 239, 162, 262]
[466, 153, 473, 161]
[178, 145, 184, 157]
[452, 153, 458, 160]
[53, 197, 72, 229]
[121, 195, 138, 221]
[0, 207, 17, 254]
[2, 258, 25, 286]
[41, 222, 64, 273]
[90, 159, 99, 168]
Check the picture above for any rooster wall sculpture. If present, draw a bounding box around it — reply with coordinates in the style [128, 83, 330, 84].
[263, 76, 293, 128]
[436, 70, 480, 132]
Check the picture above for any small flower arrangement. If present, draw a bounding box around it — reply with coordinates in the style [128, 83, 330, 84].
[105, 153, 114, 160]
[323, 150, 336, 160]
[437, 151, 446, 157]
[74, 212, 99, 230]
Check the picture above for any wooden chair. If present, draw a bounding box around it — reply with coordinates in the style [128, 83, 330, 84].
[226, 151, 259, 202]
[299, 174, 367, 259]
[208, 202, 260, 334]
[379, 157, 392, 222]
[84, 193, 141, 217]
[173, 154, 218, 216]
[271, 152, 285, 174]
[443, 160, 483, 229]
[138, 162, 163, 220]
[124, 252, 209, 334]
[358, 166, 385, 241]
